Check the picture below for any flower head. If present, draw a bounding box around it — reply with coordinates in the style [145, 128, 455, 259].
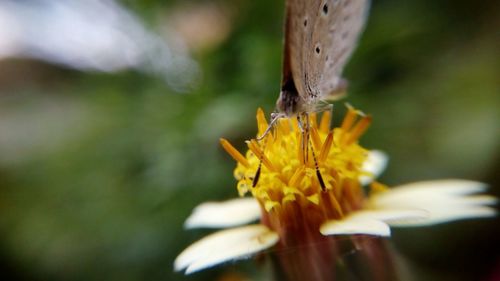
[175, 107, 496, 279]
[221, 107, 393, 239]
[233, 107, 371, 216]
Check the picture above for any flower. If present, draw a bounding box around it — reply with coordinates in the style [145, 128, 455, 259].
[174, 106, 496, 279]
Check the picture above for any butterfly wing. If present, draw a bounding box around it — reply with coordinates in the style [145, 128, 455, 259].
[281, 0, 319, 104]
[314, 0, 370, 99]
[282, 0, 370, 108]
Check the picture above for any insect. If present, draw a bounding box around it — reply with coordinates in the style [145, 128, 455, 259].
[254, 0, 370, 189]
[264, 0, 370, 133]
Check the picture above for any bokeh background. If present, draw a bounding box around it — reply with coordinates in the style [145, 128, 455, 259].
[0, 0, 498, 280]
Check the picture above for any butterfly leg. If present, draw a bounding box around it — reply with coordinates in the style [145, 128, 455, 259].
[297, 113, 311, 164]
[310, 139, 326, 191]
[256, 112, 283, 141]
[298, 113, 326, 191]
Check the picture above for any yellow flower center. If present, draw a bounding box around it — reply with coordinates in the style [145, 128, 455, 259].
[221, 106, 374, 232]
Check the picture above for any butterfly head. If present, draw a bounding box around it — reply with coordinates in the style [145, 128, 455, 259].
[258, 89, 303, 141]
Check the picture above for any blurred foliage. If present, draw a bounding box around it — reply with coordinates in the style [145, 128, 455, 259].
[0, 0, 498, 281]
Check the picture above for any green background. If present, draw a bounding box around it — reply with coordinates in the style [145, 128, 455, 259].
[0, 0, 498, 280]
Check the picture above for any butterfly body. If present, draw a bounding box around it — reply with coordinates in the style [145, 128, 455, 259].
[275, 0, 370, 117]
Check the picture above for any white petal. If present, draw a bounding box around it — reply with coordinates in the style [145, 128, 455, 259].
[374, 180, 486, 204]
[352, 209, 429, 224]
[388, 207, 497, 227]
[320, 217, 391, 237]
[369, 180, 497, 226]
[371, 180, 490, 209]
[174, 224, 278, 274]
[359, 150, 388, 185]
[456, 195, 498, 206]
[184, 198, 261, 229]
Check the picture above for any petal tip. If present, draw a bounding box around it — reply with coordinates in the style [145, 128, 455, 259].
[320, 218, 391, 237]
[174, 225, 278, 275]
[183, 198, 261, 229]
[360, 150, 388, 185]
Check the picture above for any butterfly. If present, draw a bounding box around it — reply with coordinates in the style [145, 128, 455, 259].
[274, 0, 370, 120]
[255, 0, 371, 188]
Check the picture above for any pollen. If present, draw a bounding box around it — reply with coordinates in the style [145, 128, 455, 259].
[221, 107, 371, 231]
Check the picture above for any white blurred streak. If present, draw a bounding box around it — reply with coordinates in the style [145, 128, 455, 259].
[0, 0, 199, 91]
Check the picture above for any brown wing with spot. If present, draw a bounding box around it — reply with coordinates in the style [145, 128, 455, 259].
[315, 0, 369, 100]
[281, 0, 320, 103]
[282, 0, 369, 107]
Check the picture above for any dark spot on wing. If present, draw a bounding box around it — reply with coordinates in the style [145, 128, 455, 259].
[278, 77, 301, 115]
[323, 3, 329, 14]
[304, 19, 308, 27]
[315, 46, 321, 54]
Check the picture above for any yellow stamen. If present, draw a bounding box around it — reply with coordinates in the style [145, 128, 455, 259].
[319, 110, 332, 133]
[277, 118, 290, 135]
[344, 116, 372, 145]
[289, 166, 305, 187]
[341, 106, 357, 132]
[307, 194, 320, 205]
[310, 127, 322, 152]
[326, 192, 344, 217]
[256, 107, 268, 137]
[265, 201, 280, 212]
[309, 112, 318, 129]
[220, 138, 249, 168]
[291, 117, 300, 132]
[246, 140, 277, 173]
[319, 132, 334, 162]
[330, 195, 344, 217]
[297, 132, 305, 164]
[370, 181, 389, 195]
